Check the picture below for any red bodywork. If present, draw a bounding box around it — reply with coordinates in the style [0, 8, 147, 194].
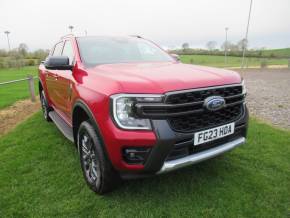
[39, 36, 242, 172]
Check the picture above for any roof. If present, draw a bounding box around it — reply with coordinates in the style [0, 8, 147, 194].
[60, 34, 143, 40]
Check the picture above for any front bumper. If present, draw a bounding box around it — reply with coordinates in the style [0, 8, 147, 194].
[119, 104, 248, 179]
[157, 137, 245, 174]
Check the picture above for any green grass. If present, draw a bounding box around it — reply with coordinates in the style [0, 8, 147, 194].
[0, 112, 289, 217]
[0, 66, 38, 109]
[0, 66, 38, 82]
[261, 48, 290, 58]
[180, 54, 289, 68]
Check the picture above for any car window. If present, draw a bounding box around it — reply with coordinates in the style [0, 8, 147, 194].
[53, 42, 63, 56]
[137, 42, 166, 61]
[77, 37, 173, 66]
[62, 40, 74, 65]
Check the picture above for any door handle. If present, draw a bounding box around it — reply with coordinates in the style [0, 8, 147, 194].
[52, 74, 59, 80]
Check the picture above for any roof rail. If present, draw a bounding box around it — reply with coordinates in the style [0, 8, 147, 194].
[130, 35, 142, 38]
[61, 34, 75, 39]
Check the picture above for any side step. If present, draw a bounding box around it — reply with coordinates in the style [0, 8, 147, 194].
[49, 111, 74, 143]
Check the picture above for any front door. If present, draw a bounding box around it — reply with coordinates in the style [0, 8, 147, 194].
[53, 40, 75, 120]
[45, 41, 64, 107]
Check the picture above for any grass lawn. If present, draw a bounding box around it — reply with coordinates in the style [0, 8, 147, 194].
[180, 54, 289, 68]
[0, 112, 289, 217]
[0, 66, 38, 109]
[261, 48, 290, 58]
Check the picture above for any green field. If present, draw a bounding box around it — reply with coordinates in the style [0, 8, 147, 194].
[261, 48, 290, 58]
[0, 66, 38, 109]
[180, 54, 289, 68]
[0, 112, 289, 217]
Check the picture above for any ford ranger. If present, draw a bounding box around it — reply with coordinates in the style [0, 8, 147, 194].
[39, 35, 248, 194]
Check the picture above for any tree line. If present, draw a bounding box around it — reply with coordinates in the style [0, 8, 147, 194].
[0, 43, 49, 68]
[171, 39, 287, 58]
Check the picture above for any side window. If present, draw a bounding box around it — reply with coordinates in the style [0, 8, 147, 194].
[62, 41, 74, 65]
[52, 42, 63, 56]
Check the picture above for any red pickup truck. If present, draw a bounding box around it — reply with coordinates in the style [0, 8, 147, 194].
[39, 35, 248, 194]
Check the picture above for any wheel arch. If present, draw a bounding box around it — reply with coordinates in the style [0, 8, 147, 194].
[72, 100, 107, 154]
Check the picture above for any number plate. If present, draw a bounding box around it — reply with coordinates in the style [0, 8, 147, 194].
[193, 123, 235, 146]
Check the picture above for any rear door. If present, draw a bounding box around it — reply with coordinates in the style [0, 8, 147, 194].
[45, 42, 64, 107]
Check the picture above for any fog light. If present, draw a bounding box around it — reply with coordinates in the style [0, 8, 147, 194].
[123, 147, 151, 164]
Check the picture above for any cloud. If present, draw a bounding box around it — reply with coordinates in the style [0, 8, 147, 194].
[0, 0, 289, 50]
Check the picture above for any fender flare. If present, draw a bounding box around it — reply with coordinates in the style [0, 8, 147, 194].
[72, 99, 109, 156]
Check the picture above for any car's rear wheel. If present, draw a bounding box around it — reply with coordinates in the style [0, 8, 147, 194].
[40, 90, 52, 122]
[78, 121, 121, 194]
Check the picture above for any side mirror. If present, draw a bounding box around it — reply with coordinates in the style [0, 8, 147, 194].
[171, 53, 180, 62]
[44, 56, 73, 70]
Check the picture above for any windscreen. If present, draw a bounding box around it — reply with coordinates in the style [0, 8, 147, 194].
[77, 36, 173, 66]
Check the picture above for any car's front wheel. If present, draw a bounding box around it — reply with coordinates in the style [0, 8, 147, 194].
[78, 121, 121, 194]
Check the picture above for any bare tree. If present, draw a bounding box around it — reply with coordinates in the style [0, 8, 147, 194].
[32, 49, 50, 62]
[238, 38, 248, 51]
[228, 43, 239, 52]
[206, 41, 217, 51]
[182, 43, 189, 52]
[221, 41, 231, 51]
[221, 41, 239, 52]
[18, 43, 28, 57]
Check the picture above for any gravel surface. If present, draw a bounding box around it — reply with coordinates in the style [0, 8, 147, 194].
[237, 68, 290, 130]
[0, 99, 40, 136]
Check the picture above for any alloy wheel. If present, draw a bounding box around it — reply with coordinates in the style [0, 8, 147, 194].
[80, 132, 100, 185]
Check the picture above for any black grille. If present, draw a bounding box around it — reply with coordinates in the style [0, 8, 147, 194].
[135, 84, 245, 133]
[165, 85, 244, 133]
[165, 85, 242, 104]
[169, 104, 243, 133]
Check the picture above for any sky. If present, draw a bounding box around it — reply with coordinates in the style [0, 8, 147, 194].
[0, 0, 289, 51]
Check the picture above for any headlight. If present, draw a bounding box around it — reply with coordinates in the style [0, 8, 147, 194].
[241, 79, 247, 95]
[111, 94, 163, 130]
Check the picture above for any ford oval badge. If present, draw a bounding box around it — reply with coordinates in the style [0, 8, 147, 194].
[204, 96, 225, 111]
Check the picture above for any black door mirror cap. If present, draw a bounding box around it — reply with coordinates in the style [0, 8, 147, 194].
[45, 56, 73, 70]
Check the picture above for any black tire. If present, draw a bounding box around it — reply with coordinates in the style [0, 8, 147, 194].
[40, 90, 52, 122]
[78, 121, 121, 194]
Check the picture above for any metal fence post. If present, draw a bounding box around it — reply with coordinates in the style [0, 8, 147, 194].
[27, 75, 36, 102]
